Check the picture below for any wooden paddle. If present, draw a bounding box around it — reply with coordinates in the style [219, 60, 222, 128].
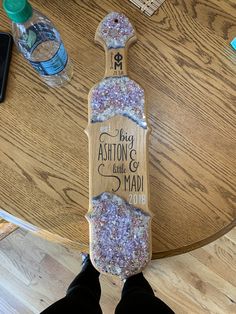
[86, 12, 152, 279]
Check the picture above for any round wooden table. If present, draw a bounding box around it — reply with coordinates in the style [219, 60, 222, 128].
[0, 0, 235, 258]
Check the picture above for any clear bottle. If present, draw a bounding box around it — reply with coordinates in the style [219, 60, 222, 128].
[3, 0, 73, 87]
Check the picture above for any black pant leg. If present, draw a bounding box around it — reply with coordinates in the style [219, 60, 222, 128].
[66, 258, 101, 302]
[41, 261, 102, 314]
[115, 273, 174, 314]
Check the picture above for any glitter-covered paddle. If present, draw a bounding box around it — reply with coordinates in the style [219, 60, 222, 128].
[86, 12, 152, 280]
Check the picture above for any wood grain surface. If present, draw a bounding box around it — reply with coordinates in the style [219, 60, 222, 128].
[86, 116, 151, 214]
[0, 228, 235, 313]
[0, 0, 235, 258]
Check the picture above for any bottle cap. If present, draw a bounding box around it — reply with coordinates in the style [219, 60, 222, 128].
[3, 0, 32, 23]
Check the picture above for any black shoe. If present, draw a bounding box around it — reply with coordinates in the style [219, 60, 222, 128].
[81, 252, 90, 271]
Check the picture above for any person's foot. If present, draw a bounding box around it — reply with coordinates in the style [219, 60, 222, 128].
[81, 253, 93, 272]
[81, 252, 89, 266]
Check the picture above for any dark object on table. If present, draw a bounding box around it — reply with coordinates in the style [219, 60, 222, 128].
[0, 32, 12, 103]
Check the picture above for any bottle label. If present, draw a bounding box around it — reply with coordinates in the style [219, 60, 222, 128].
[19, 23, 68, 76]
[29, 43, 68, 76]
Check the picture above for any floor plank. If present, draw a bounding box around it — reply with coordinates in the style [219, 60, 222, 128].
[0, 285, 32, 314]
[0, 228, 235, 314]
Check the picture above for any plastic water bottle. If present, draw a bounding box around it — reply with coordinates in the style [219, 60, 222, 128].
[3, 0, 73, 87]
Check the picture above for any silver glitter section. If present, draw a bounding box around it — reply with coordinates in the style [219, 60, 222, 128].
[97, 12, 135, 48]
[90, 77, 147, 128]
[87, 192, 151, 279]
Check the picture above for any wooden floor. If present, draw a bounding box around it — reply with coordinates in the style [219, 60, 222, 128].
[0, 228, 235, 314]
